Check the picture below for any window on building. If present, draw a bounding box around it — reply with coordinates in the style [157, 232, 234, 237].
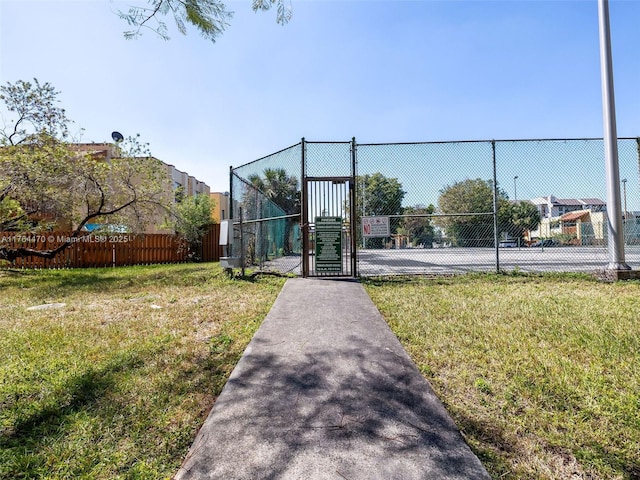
[174, 183, 185, 203]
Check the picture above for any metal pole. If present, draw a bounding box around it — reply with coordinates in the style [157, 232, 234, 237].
[598, 0, 630, 270]
[513, 175, 518, 203]
[228, 166, 234, 259]
[492, 141, 500, 273]
[229, 166, 234, 222]
[239, 207, 245, 277]
[301, 138, 308, 277]
[362, 174, 366, 249]
[351, 137, 358, 277]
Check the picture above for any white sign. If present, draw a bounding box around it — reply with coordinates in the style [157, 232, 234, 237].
[362, 216, 390, 237]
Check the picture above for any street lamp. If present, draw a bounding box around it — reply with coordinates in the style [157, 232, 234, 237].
[598, 0, 629, 271]
[513, 176, 519, 203]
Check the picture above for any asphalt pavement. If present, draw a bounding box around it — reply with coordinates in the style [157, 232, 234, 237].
[174, 278, 490, 480]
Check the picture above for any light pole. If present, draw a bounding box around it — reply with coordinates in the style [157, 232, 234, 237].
[513, 176, 519, 203]
[598, 0, 629, 271]
[598, 0, 631, 270]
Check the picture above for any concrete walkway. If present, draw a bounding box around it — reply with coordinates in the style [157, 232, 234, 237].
[174, 278, 490, 480]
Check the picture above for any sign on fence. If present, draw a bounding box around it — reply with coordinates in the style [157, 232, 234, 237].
[362, 216, 390, 237]
[315, 217, 342, 273]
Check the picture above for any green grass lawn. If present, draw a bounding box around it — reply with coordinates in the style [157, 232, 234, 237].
[2, 266, 639, 479]
[0, 263, 285, 479]
[364, 274, 640, 480]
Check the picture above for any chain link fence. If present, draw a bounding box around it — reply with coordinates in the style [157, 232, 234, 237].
[231, 138, 640, 276]
[229, 142, 303, 273]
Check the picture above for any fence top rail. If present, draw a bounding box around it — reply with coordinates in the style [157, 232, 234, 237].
[305, 176, 353, 182]
[355, 137, 640, 147]
[231, 141, 302, 172]
[232, 136, 640, 174]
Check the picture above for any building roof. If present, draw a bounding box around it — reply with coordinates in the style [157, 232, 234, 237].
[557, 198, 583, 206]
[560, 210, 591, 222]
[530, 196, 606, 207]
[580, 198, 606, 206]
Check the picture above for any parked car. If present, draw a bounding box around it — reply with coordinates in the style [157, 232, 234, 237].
[498, 240, 518, 248]
[531, 239, 554, 247]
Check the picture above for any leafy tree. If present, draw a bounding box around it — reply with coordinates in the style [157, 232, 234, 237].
[358, 173, 405, 217]
[436, 178, 509, 247]
[118, 0, 292, 42]
[436, 178, 541, 247]
[171, 193, 214, 260]
[247, 168, 300, 216]
[0, 197, 25, 231]
[0, 79, 171, 263]
[502, 200, 541, 242]
[1, 80, 78, 237]
[0, 79, 69, 145]
[398, 204, 436, 247]
[356, 172, 406, 248]
[246, 168, 300, 256]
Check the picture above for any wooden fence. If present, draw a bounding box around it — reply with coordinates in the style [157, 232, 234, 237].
[200, 223, 222, 263]
[0, 224, 222, 269]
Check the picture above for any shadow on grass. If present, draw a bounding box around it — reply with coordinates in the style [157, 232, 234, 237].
[2, 338, 258, 479]
[0, 352, 156, 479]
[449, 409, 516, 479]
[580, 443, 640, 480]
[0, 268, 134, 295]
[0, 263, 223, 296]
[1, 350, 147, 453]
[433, 381, 640, 480]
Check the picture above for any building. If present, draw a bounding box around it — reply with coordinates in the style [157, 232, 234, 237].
[167, 163, 210, 198]
[210, 192, 230, 223]
[526, 195, 609, 244]
[65, 143, 210, 233]
[530, 195, 606, 219]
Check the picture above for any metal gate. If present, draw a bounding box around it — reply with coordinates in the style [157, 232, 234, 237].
[302, 177, 356, 277]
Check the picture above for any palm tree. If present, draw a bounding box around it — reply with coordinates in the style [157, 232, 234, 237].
[247, 168, 300, 215]
[246, 168, 300, 256]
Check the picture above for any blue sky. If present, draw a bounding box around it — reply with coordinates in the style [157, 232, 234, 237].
[1, 0, 639, 197]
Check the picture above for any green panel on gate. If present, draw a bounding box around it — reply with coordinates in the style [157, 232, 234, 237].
[315, 217, 342, 272]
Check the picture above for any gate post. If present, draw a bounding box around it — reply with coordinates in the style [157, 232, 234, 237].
[351, 137, 358, 277]
[301, 138, 309, 277]
[228, 165, 233, 221]
[492, 140, 500, 273]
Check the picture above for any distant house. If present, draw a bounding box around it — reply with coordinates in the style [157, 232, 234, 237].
[526, 195, 608, 243]
[559, 210, 607, 244]
[530, 195, 606, 219]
